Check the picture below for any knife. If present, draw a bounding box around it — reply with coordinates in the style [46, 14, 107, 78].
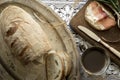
[78, 25, 120, 58]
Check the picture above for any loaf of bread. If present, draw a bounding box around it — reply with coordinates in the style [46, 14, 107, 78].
[85, 1, 116, 30]
[0, 5, 52, 62]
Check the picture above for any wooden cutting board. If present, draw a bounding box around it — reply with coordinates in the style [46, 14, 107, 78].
[0, 0, 80, 80]
[70, 0, 120, 66]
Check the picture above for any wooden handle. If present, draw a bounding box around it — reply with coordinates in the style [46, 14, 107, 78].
[100, 40, 120, 58]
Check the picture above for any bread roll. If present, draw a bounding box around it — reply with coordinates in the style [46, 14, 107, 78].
[85, 1, 116, 30]
[0, 6, 52, 62]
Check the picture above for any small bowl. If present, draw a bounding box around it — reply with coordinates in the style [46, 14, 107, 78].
[80, 47, 110, 75]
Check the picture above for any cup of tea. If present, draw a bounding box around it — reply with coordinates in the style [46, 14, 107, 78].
[80, 47, 110, 76]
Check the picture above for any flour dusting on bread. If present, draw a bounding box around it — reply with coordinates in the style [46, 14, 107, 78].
[0, 5, 52, 62]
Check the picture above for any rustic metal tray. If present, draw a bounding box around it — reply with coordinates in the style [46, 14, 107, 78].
[0, 0, 80, 80]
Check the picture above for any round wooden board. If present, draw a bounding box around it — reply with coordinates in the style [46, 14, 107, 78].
[0, 0, 80, 80]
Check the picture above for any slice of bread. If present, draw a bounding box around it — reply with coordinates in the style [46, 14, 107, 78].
[57, 52, 72, 76]
[45, 51, 72, 80]
[46, 53, 64, 80]
[85, 1, 116, 30]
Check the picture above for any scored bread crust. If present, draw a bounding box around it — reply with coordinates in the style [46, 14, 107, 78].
[85, 1, 116, 30]
[45, 53, 65, 80]
[0, 5, 52, 62]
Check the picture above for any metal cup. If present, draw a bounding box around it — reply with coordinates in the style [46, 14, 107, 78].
[80, 47, 110, 76]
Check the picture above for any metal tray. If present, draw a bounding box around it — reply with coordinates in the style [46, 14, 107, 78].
[0, 0, 80, 80]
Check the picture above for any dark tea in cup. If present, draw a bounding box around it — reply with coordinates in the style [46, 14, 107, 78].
[81, 47, 110, 75]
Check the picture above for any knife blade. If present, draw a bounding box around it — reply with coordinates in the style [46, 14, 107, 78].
[78, 25, 120, 58]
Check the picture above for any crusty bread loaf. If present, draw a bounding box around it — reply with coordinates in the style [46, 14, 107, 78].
[46, 51, 72, 80]
[85, 1, 116, 30]
[0, 5, 52, 62]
